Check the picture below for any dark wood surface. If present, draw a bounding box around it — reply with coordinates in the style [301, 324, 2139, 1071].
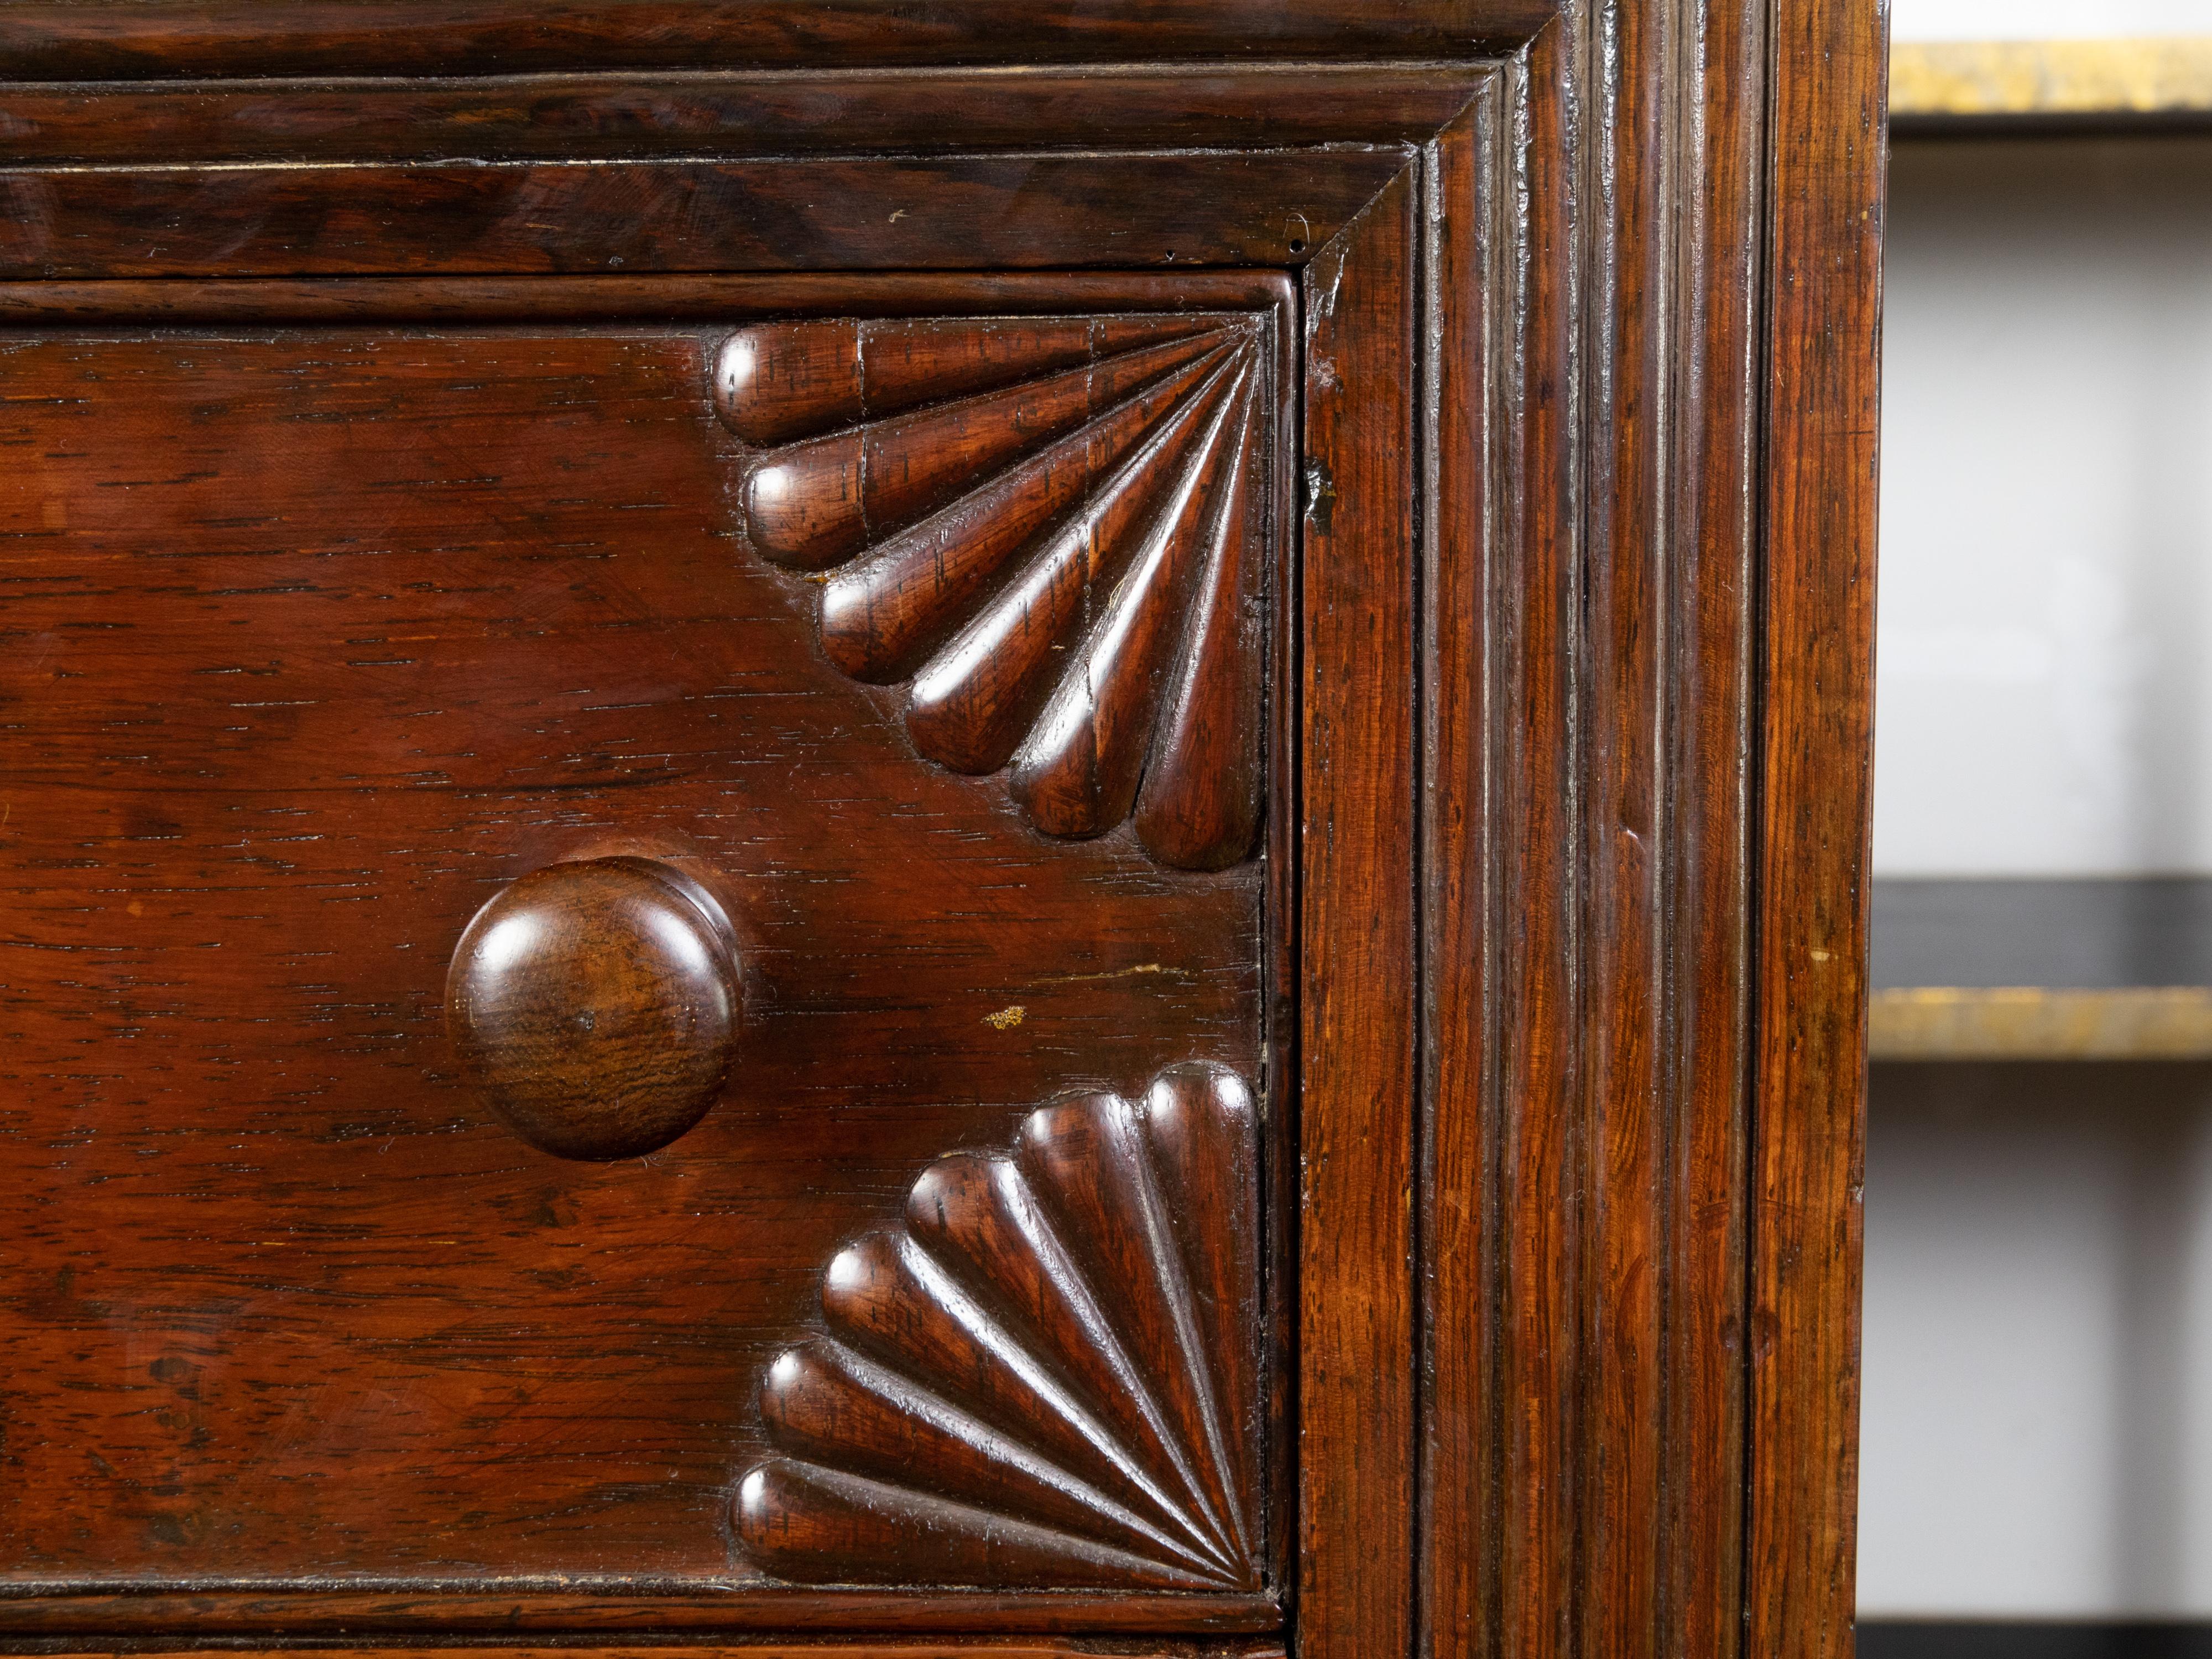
[1296, 170, 1417, 1659]
[446, 857, 745, 1160]
[0, 1646, 1288, 1659]
[0, 274, 1298, 328]
[0, 2, 1882, 1651]
[0, 68, 1486, 165]
[0, 0, 1554, 79]
[1416, 0, 1775, 1648]
[0, 306, 1273, 1607]
[1749, 1, 1889, 1656]
[0, 1592, 1279, 1638]
[737, 1066, 1263, 1593]
[0, 152, 1408, 280]
[710, 313, 1271, 871]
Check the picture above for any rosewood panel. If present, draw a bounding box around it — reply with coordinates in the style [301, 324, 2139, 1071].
[1749, 1, 1888, 1655]
[0, 1594, 1279, 1639]
[41, 1647, 1288, 1659]
[735, 1065, 1264, 1593]
[0, 68, 1485, 166]
[0, 295, 1284, 1624]
[0, 4, 1884, 1651]
[0, 274, 1297, 327]
[1563, 0, 1770, 1653]
[0, 0, 1554, 80]
[708, 312, 1271, 870]
[1297, 171, 1418, 1659]
[0, 152, 1408, 280]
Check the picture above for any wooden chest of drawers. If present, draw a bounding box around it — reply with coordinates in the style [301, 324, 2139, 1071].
[0, 3, 1883, 1654]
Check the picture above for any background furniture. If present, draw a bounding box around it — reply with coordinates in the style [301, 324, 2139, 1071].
[1863, 18, 2212, 1647]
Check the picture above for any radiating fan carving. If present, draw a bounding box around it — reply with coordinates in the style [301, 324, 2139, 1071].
[714, 316, 1271, 871]
[733, 1062, 1265, 1593]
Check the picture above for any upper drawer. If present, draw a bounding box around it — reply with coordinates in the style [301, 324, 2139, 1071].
[0, 279, 1296, 1634]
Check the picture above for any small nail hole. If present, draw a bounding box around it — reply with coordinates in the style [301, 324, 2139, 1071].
[1288, 238, 1307, 254]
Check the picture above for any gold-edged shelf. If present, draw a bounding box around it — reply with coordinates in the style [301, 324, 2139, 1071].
[1870, 985, 2212, 1062]
[1871, 880, 2212, 1060]
[1891, 36, 2212, 128]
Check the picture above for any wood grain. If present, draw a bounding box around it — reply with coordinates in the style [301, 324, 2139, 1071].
[738, 1065, 1264, 1593]
[1418, 4, 1780, 1653]
[44, 1647, 1288, 1659]
[1488, 29, 1581, 1659]
[1571, 0, 1768, 1651]
[0, 273, 1298, 328]
[1415, 88, 1501, 1659]
[711, 314, 1275, 871]
[0, 67, 1488, 165]
[1297, 166, 1417, 1659]
[0, 0, 1556, 80]
[0, 319, 1266, 1598]
[446, 856, 743, 1161]
[1655, 0, 1768, 1650]
[1747, 0, 1887, 1655]
[0, 150, 1410, 280]
[0, 1589, 1280, 1636]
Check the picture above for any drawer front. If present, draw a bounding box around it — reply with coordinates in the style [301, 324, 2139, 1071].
[2, 288, 1291, 1618]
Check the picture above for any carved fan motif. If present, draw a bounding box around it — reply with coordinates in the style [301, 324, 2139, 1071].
[733, 1062, 1264, 1592]
[713, 316, 1271, 871]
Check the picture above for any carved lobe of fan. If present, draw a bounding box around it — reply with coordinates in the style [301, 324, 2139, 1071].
[733, 1062, 1264, 1593]
[714, 316, 1270, 871]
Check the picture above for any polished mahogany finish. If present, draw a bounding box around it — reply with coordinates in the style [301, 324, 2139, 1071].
[0, 0, 1554, 79]
[0, 2, 1882, 1654]
[0, 299, 1274, 1624]
[716, 315, 1270, 870]
[738, 1063, 1261, 1592]
[447, 857, 743, 1160]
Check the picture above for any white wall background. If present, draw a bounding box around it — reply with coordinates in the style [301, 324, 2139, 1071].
[1896, 0, 2212, 40]
[1861, 114, 2212, 1619]
[1874, 138, 2212, 877]
[1861, 1068, 2212, 1617]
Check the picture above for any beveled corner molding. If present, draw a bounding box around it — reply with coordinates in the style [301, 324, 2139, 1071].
[734, 1062, 1264, 1592]
[717, 316, 1272, 870]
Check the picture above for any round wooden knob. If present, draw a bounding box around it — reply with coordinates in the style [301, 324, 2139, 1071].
[446, 857, 742, 1161]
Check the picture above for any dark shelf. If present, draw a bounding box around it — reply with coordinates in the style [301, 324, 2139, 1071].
[1874, 878, 2212, 991]
[1861, 1622, 2212, 1659]
[1870, 879, 2212, 1062]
